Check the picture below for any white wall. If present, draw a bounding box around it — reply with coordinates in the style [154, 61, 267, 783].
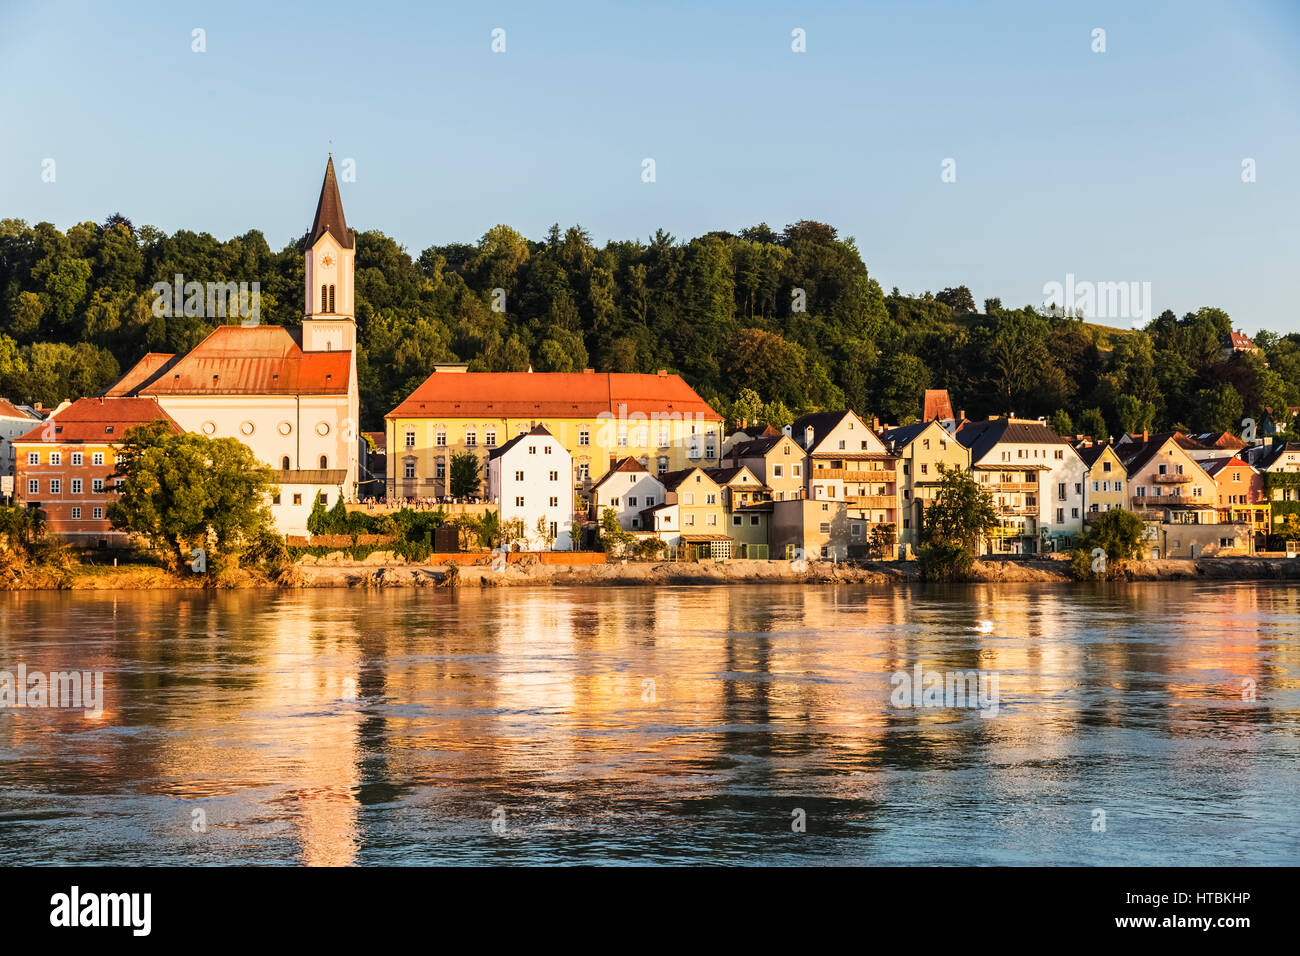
[591, 470, 666, 531]
[489, 434, 574, 550]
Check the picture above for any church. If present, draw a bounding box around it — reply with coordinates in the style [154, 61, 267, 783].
[106, 157, 361, 534]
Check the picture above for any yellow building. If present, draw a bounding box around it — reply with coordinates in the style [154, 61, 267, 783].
[1075, 441, 1128, 519]
[384, 367, 724, 503]
[706, 464, 770, 558]
[728, 430, 807, 501]
[880, 420, 971, 546]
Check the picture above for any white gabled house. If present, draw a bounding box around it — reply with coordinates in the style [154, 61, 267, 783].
[956, 416, 1088, 553]
[588, 456, 666, 532]
[487, 424, 573, 550]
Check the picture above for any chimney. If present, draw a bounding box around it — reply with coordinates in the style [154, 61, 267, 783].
[1142, 429, 1148, 442]
[657, 369, 667, 377]
[959, 409, 965, 421]
[803, 425, 814, 450]
[583, 368, 594, 374]
[610, 455, 618, 470]
[871, 416, 879, 430]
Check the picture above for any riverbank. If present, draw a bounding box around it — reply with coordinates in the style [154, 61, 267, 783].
[8, 552, 1298, 590]
[291, 554, 1300, 588]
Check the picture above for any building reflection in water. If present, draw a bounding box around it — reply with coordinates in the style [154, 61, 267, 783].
[1, 581, 1296, 865]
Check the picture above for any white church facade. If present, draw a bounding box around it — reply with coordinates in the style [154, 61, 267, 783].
[106, 157, 361, 534]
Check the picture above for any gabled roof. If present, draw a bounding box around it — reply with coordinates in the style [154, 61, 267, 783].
[1073, 441, 1121, 468]
[1226, 330, 1256, 351]
[309, 155, 353, 250]
[1198, 455, 1253, 477]
[488, 424, 556, 460]
[387, 371, 721, 420]
[1186, 431, 1247, 450]
[657, 466, 717, 492]
[114, 326, 350, 396]
[789, 410, 851, 448]
[1115, 432, 1212, 478]
[14, 397, 180, 444]
[879, 419, 951, 451]
[731, 424, 780, 440]
[104, 352, 179, 397]
[1256, 441, 1300, 470]
[955, 417, 1069, 464]
[703, 465, 760, 486]
[732, 433, 794, 458]
[0, 398, 40, 420]
[590, 455, 654, 493]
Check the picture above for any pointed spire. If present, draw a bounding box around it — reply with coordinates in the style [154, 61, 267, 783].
[309, 155, 352, 249]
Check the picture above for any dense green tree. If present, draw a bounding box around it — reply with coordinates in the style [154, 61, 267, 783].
[108, 421, 279, 572]
[449, 451, 482, 498]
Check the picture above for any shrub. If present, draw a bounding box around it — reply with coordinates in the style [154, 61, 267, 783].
[918, 540, 974, 581]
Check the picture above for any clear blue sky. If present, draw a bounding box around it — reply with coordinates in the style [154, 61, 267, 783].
[2, 0, 1298, 332]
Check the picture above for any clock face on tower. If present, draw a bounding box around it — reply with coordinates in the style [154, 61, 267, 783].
[321, 254, 334, 268]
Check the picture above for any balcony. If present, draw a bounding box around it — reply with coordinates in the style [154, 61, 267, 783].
[813, 467, 896, 482]
[989, 481, 1038, 493]
[1152, 473, 1192, 483]
[844, 495, 896, 510]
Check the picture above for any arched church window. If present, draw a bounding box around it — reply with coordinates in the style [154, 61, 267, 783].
[281, 456, 290, 470]
[319, 455, 329, 469]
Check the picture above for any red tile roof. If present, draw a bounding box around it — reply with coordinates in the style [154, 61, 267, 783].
[921, 388, 956, 422]
[104, 352, 178, 397]
[113, 326, 350, 396]
[0, 398, 38, 420]
[387, 371, 722, 420]
[1227, 331, 1256, 351]
[13, 397, 180, 443]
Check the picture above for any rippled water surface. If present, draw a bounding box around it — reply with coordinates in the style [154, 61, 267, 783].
[1, 582, 1298, 865]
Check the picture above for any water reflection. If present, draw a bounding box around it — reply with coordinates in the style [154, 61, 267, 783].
[1, 582, 1297, 865]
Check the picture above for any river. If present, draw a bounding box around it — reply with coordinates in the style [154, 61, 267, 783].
[1, 582, 1297, 865]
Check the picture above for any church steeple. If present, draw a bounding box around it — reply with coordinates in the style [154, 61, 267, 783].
[303, 155, 356, 355]
[309, 154, 353, 249]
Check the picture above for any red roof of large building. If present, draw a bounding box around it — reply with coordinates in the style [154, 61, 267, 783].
[387, 370, 722, 420]
[14, 397, 180, 443]
[108, 326, 350, 397]
[104, 352, 179, 397]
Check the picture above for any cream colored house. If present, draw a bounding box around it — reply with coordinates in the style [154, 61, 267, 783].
[880, 419, 970, 545]
[957, 417, 1087, 554]
[1075, 441, 1128, 518]
[1117, 432, 1218, 526]
[729, 430, 806, 501]
[589, 456, 666, 532]
[794, 410, 899, 530]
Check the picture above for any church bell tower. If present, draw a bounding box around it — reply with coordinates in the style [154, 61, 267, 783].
[302, 155, 356, 354]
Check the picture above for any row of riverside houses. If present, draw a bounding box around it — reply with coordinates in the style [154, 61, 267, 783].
[5, 158, 1298, 556]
